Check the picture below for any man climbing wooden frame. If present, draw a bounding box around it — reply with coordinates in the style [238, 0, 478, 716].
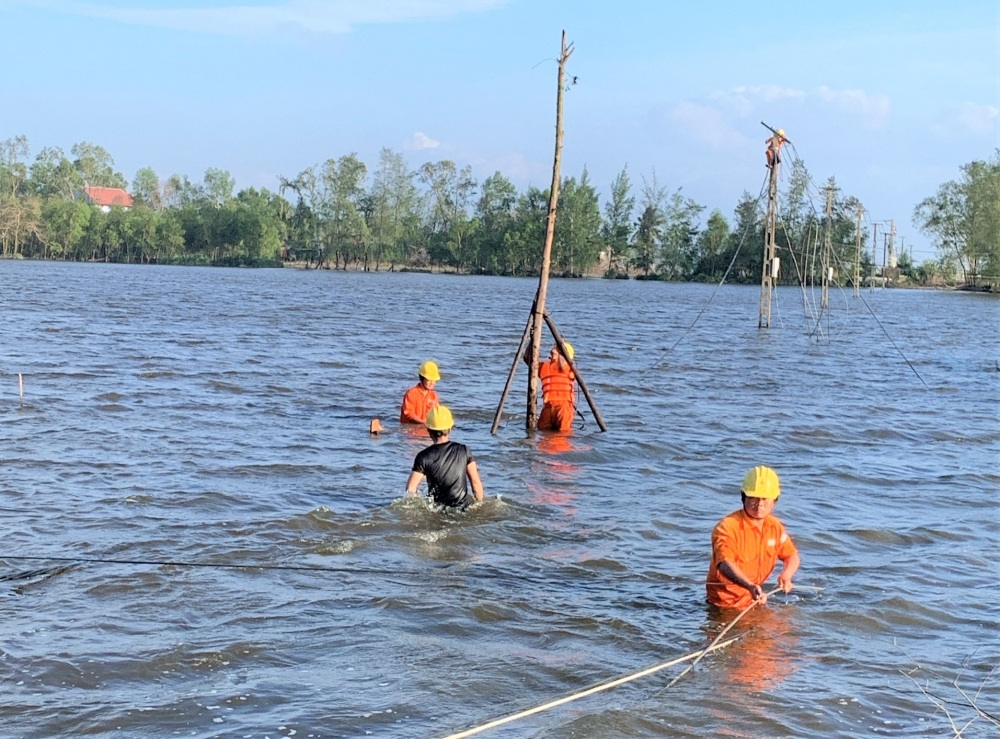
[490, 31, 606, 435]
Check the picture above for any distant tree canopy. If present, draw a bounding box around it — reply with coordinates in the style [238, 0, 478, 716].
[914, 150, 1000, 286]
[1, 134, 885, 284]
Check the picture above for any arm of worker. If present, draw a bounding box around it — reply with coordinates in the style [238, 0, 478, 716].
[400, 391, 421, 424]
[777, 550, 800, 593]
[405, 471, 424, 496]
[717, 560, 768, 605]
[466, 461, 485, 502]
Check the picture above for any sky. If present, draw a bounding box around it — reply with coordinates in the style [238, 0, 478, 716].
[2, 0, 998, 262]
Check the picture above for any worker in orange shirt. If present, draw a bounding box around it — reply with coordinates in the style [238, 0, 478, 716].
[765, 128, 787, 168]
[706, 466, 800, 609]
[400, 360, 441, 425]
[526, 342, 577, 432]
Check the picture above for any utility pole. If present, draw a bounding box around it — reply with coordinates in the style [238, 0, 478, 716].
[871, 223, 878, 292]
[821, 186, 834, 312]
[759, 122, 785, 329]
[854, 205, 863, 297]
[888, 219, 897, 269]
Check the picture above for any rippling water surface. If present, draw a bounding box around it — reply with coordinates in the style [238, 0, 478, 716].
[1, 261, 998, 738]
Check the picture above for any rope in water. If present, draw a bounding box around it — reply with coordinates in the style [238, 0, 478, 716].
[662, 586, 782, 691]
[436, 636, 742, 739]
[440, 585, 823, 737]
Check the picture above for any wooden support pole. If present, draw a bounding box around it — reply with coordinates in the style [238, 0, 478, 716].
[542, 312, 607, 432]
[490, 304, 536, 435]
[526, 31, 573, 431]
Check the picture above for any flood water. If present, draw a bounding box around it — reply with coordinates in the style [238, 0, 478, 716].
[1, 260, 998, 739]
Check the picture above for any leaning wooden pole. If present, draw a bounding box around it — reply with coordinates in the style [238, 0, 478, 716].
[490, 301, 536, 435]
[543, 312, 607, 431]
[526, 31, 574, 431]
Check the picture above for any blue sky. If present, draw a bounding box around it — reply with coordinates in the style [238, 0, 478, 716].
[2, 0, 998, 261]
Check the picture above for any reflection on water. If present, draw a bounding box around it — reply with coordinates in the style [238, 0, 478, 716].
[0, 261, 998, 738]
[708, 605, 801, 693]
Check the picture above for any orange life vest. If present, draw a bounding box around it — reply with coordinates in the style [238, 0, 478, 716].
[539, 359, 575, 406]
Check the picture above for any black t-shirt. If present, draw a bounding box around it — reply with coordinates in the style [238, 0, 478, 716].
[412, 441, 474, 508]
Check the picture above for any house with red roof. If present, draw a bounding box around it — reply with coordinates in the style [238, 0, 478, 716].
[83, 186, 133, 213]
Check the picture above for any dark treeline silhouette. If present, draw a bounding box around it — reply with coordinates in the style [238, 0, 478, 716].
[0, 135, 894, 283]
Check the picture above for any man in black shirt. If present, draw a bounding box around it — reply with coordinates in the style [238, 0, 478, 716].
[406, 405, 485, 509]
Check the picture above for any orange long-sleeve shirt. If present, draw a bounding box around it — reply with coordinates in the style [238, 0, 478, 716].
[706, 509, 797, 609]
[400, 384, 439, 424]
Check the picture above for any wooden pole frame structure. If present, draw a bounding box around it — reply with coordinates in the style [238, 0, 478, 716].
[525, 31, 572, 430]
[490, 31, 607, 435]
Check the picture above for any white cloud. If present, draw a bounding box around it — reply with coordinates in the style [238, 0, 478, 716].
[817, 86, 891, 129]
[952, 102, 999, 135]
[709, 85, 805, 116]
[670, 101, 748, 149]
[20, 0, 506, 36]
[404, 131, 440, 150]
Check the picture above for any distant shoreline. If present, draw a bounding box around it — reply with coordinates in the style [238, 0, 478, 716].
[2, 255, 993, 292]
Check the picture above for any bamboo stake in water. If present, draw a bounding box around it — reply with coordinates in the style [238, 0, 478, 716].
[19, 373, 23, 406]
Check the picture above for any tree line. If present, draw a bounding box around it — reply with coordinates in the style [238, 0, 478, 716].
[2, 133, 993, 286]
[912, 150, 1000, 287]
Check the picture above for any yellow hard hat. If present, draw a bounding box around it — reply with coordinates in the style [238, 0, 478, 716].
[418, 360, 441, 382]
[560, 342, 575, 361]
[776, 128, 785, 137]
[426, 404, 454, 431]
[741, 466, 781, 499]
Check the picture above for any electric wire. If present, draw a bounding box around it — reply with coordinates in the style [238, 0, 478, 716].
[648, 172, 770, 371]
[783, 150, 926, 385]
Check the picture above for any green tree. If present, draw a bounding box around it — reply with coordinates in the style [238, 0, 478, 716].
[554, 168, 602, 275]
[0, 136, 37, 256]
[631, 173, 666, 276]
[914, 151, 1000, 285]
[132, 167, 164, 211]
[41, 200, 92, 259]
[693, 209, 730, 281]
[600, 165, 635, 277]
[368, 148, 419, 269]
[30, 147, 82, 200]
[71, 142, 127, 188]
[203, 168, 235, 208]
[725, 191, 763, 283]
[417, 160, 476, 268]
[504, 186, 547, 276]
[474, 171, 517, 274]
[658, 189, 704, 279]
[322, 154, 369, 269]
